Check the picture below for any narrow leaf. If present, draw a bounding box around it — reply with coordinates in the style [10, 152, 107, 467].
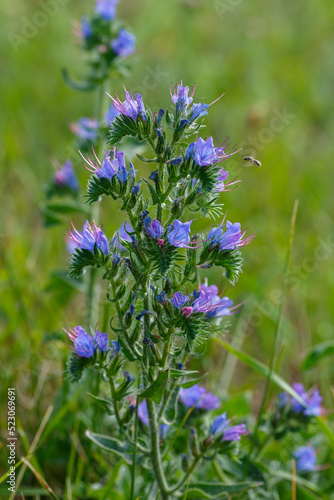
[179, 372, 207, 389]
[139, 370, 169, 404]
[301, 341, 334, 370]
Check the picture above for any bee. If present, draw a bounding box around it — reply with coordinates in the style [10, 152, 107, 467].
[243, 156, 262, 167]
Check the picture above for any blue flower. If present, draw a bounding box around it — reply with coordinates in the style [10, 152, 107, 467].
[81, 17, 93, 39]
[138, 400, 149, 426]
[54, 160, 79, 191]
[294, 446, 317, 472]
[132, 182, 140, 195]
[94, 329, 108, 352]
[113, 222, 133, 251]
[171, 83, 194, 114]
[208, 220, 254, 251]
[211, 413, 247, 441]
[193, 137, 219, 166]
[111, 28, 136, 57]
[65, 326, 96, 358]
[104, 104, 119, 125]
[186, 136, 238, 166]
[291, 383, 322, 417]
[156, 291, 167, 304]
[170, 292, 189, 309]
[189, 102, 209, 122]
[71, 117, 99, 142]
[67, 220, 109, 255]
[155, 108, 165, 125]
[110, 340, 121, 358]
[193, 281, 234, 317]
[167, 220, 192, 248]
[179, 384, 220, 410]
[143, 217, 164, 239]
[111, 88, 147, 121]
[95, 0, 118, 21]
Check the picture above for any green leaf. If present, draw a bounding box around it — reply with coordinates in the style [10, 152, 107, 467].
[301, 341, 334, 370]
[62, 68, 98, 91]
[86, 431, 132, 465]
[185, 481, 261, 499]
[41, 201, 89, 216]
[142, 178, 160, 205]
[179, 372, 207, 389]
[117, 334, 138, 361]
[139, 370, 169, 404]
[136, 154, 157, 163]
[268, 469, 326, 499]
[87, 393, 114, 415]
[170, 369, 199, 378]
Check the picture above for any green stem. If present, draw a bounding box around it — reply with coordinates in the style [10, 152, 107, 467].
[146, 398, 170, 499]
[109, 376, 123, 429]
[111, 278, 141, 359]
[246, 200, 299, 464]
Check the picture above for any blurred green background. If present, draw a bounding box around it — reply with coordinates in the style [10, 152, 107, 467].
[1, 0, 334, 494]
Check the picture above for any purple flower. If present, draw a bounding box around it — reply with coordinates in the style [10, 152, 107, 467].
[111, 29, 136, 57]
[186, 136, 238, 167]
[189, 102, 209, 122]
[179, 384, 219, 410]
[171, 83, 194, 114]
[104, 104, 120, 125]
[156, 291, 167, 304]
[94, 330, 108, 352]
[211, 413, 247, 441]
[167, 220, 192, 248]
[110, 340, 121, 358]
[54, 160, 79, 191]
[111, 88, 146, 121]
[95, 0, 118, 21]
[277, 392, 290, 408]
[294, 446, 317, 472]
[132, 182, 140, 195]
[291, 384, 322, 417]
[65, 326, 96, 358]
[208, 220, 254, 251]
[67, 220, 109, 255]
[192, 282, 234, 318]
[71, 118, 99, 142]
[170, 292, 189, 309]
[113, 222, 133, 251]
[144, 217, 164, 239]
[214, 169, 229, 191]
[138, 400, 149, 426]
[81, 17, 92, 39]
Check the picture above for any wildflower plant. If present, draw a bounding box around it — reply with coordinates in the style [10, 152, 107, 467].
[39, 2, 334, 499]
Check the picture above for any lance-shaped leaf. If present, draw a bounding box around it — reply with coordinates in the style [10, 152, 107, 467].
[87, 393, 114, 415]
[139, 370, 169, 404]
[184, 481, 262, 499]
[301, 341, 334, 370]
[169, 369, 199, 378]
[142, 178, 160, 205]
[86, 431, 132, 465]
[178, 372, 207, 389]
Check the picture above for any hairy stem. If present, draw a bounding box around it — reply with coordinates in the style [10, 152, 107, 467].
[146, 398, 170, 499]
